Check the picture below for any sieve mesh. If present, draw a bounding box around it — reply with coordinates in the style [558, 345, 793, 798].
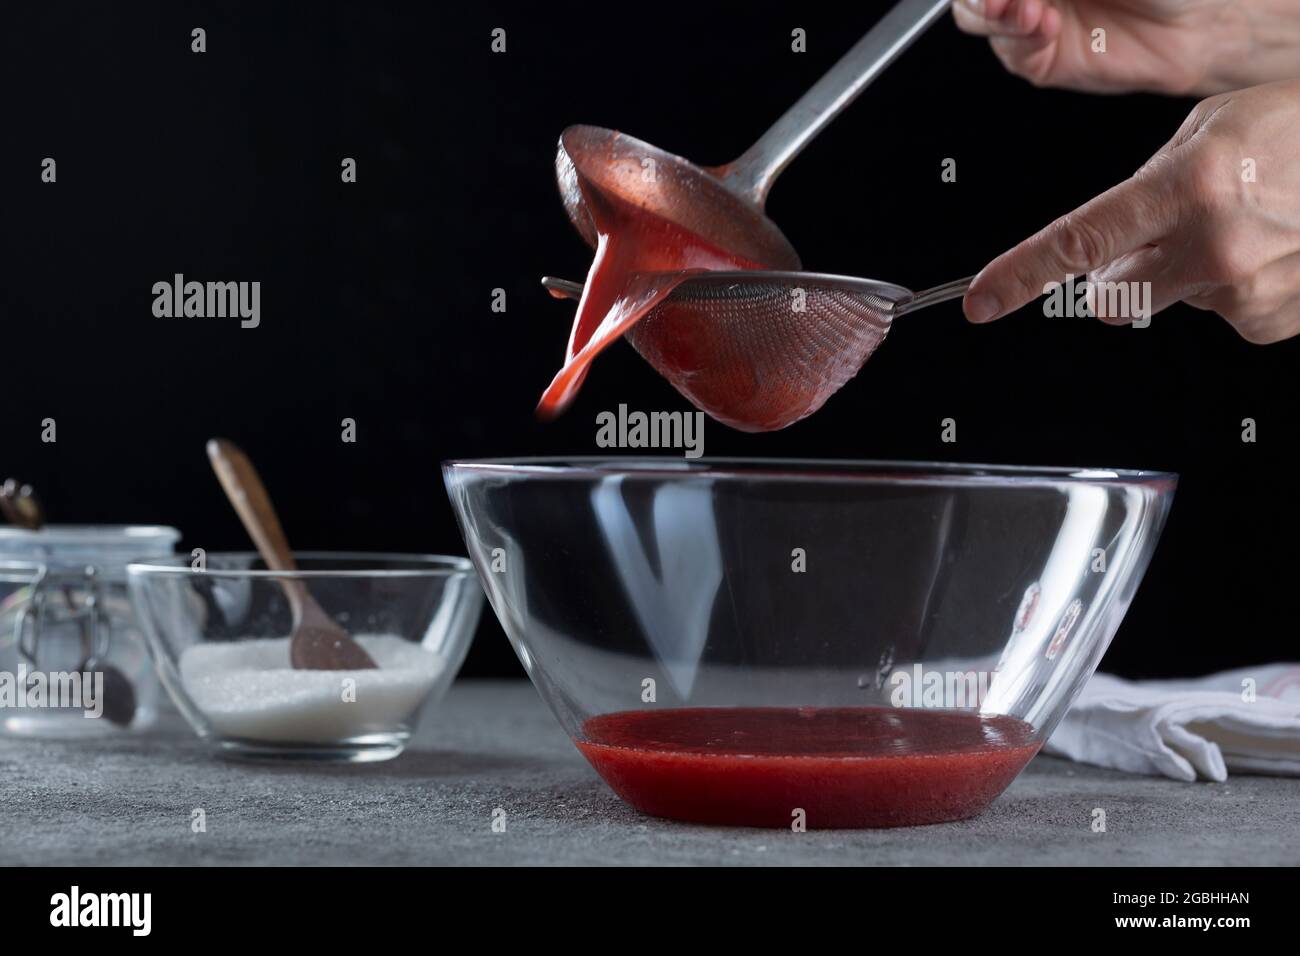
[625, 276, 906, 432]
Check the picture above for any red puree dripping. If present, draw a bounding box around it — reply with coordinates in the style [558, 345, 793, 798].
[577, 707, 1041, 828]
[537, 186, 764, 418]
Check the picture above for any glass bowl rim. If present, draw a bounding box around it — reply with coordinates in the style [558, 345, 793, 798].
[0, 559, 45, 583]
[0, 524, 181, 545]
[443, 457, 1178, 487]
[127, 550, 475, 579]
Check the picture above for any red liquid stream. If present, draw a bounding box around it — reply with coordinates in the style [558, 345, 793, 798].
[537, 185, 765, 418]
[577, 707, 1041, 829]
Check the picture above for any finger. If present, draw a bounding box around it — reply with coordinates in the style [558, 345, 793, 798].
[1007, 0, 1047, 36]
[1040, 3, 1061, 38]
[952, 2, 1007, 38]
[953, 0, 1051, 38]
[1088, 245, 1192, 325]
[963, 169, 1179, 323]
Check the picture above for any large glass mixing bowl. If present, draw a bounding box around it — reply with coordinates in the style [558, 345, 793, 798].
[444, 458, 1175, 828]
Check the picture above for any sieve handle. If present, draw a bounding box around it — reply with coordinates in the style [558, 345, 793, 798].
[717, 0, 953, 207]
[899, 275, 975, 315]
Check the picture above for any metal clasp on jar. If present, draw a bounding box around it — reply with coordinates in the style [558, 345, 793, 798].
[13, 565, 135, 724]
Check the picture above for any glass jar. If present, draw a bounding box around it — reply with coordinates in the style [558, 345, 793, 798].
[0, 525, 180, 736]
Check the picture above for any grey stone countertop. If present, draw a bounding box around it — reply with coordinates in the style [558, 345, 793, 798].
[2, 680, 1296, 866]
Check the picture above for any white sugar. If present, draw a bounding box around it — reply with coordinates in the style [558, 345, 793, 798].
[179, 635, 444, 743]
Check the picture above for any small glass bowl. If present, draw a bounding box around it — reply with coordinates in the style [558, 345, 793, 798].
[445, 458, 1177, 828]
[127, 552, 483, 762]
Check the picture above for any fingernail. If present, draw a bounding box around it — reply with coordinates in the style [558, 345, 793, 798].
[964, 0, 983, 11]
[965, 292, 1001, 324]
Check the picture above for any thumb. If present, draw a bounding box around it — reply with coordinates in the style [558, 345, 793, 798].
[963, 168, 1179, 323]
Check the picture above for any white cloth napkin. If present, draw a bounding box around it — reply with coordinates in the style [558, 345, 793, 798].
[1045, 664, 1300, 782]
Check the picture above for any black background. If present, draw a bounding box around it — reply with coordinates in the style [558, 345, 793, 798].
[1, 2, 1294, 678]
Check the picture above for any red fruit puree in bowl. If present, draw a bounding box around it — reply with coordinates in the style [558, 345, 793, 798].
[577, 706, 1041, 828]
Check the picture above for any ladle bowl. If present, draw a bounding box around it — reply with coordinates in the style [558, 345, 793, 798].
[557, 125, 801, 270]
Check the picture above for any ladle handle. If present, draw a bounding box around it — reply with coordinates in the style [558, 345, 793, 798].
[718, 0, 953, 206]
[899, 275, 975, 315]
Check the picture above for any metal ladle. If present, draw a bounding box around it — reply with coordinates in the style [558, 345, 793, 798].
[552, 0, 959, 431]
[557, 0, 954, 269]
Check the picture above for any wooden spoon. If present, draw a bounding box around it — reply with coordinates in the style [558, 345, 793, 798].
[205, 439, 376, 670]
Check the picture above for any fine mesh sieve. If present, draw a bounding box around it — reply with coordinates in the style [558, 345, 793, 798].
[543, 272, 973, 432]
